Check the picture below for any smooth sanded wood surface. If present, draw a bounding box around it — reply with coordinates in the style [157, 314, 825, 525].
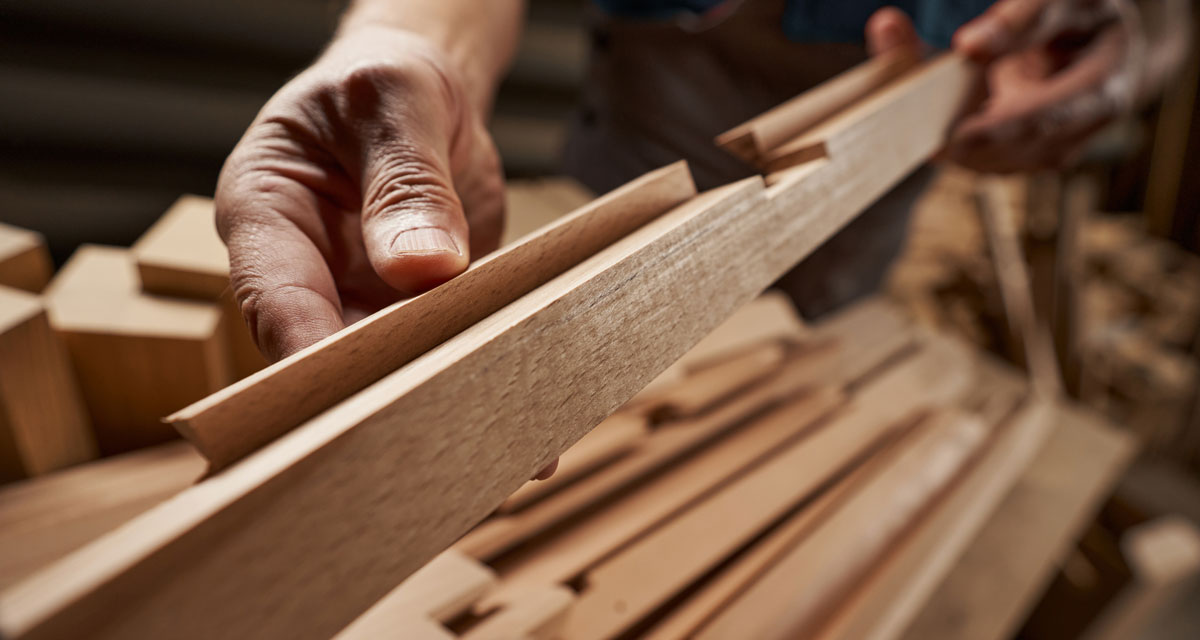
[716, 49, 920, 163]
[0, 56, 977, 640]
[170, 161, 696, 469]
[0, 223, 53, 294]
[131, 195, 229, 300]
[0, 286, 95, 481]
[696, 410, 988, 640]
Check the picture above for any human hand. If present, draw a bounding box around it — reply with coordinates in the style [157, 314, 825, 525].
[865, 1, 1143, 174]
[947, 0, 1144, 172]
[216, 25, 504, 362]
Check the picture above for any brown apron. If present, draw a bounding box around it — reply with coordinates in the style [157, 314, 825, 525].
[562, 0, 933, 319]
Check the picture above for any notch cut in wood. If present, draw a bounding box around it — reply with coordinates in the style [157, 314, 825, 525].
[170, 161, 696, 470]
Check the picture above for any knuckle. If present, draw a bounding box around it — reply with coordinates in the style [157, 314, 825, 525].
[363, 150, 461, 224]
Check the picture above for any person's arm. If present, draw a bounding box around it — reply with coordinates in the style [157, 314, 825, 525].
[338, 0, 525, 114]
[216, 0, 524, 361]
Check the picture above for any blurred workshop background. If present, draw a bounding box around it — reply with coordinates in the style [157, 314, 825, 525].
[3, 0, 1200, 638]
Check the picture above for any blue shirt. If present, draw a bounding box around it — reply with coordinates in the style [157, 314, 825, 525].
[594, 0, 992, 49]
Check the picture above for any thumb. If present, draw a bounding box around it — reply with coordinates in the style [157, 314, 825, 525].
[360, 138, 471, 296]
[866, 7, 923, 57]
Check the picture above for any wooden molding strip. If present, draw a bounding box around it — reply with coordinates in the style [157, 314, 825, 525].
[761, 54, 976, 173]
[0, 55, 977, 640]
[695, 410, 989, 640]
[170, 161, 697, 469]
[814, 400, 1054, 640]
[715, 49, 920, 163]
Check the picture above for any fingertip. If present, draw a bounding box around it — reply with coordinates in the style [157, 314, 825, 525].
[866, 7, 920, 56]
[374, 227, 469, 294]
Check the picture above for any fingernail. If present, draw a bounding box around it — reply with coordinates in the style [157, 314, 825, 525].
[390, 228, 460, 256]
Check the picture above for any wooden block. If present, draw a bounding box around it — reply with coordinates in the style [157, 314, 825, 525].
[716, 49, 920, 163]
[498, 413, 648, 514]
[0, 441, 202, 591]
[131, 195, 229, 300]
[0, 286, 95, 481]
[0, 55, 975, 640]
[815, 399, 1054, 640]
[695, 410, 989, 640]
[171, 162, 697, 470]
[130, 195, 267, 380]
[335, 550, 496, 639]
[901, 403, 1137, 640]
[44, 246, 231, 454]
[0, 223, 53, 293]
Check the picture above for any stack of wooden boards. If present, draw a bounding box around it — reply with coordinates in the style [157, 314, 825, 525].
[0, 52, 986, 638]
[0, 292, 1104, 639]
[0, 197, 265, 478]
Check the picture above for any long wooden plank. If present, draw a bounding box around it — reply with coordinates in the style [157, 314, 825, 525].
[641, 441, 886, 640]
[560, 394, 927, 638]
[901, 403, 1137, 640]
[641, 340, 789, 420]
[715, 49, 920, 163]
[170, 161, 696, 469]
[814, 399, 1053, 640]
[695, 410, 989, 640]
[0, 55, 976, 640]
[461, 586, 574, 640]
[480, 387, 846, 611]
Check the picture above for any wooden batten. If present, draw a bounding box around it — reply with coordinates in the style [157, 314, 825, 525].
[0, 223, 54, 294]
[43, 246, 230, 454]
[0, 286, 95, 481]
[170, 161, 697, 470]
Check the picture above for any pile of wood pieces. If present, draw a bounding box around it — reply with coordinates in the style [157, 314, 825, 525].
[0, 199, 264, 481]
[0, 289, 1111, 639]
[887, 169, 1200, 471]
[4, 52, 1122, 640]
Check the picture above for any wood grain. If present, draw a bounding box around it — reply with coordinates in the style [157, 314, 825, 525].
[0, 223, 53, 293]
[171, 161, 696, 469]
[0, 286, 95, 481]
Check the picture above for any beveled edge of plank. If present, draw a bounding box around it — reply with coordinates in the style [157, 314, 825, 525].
[168, 160, 696, 469]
